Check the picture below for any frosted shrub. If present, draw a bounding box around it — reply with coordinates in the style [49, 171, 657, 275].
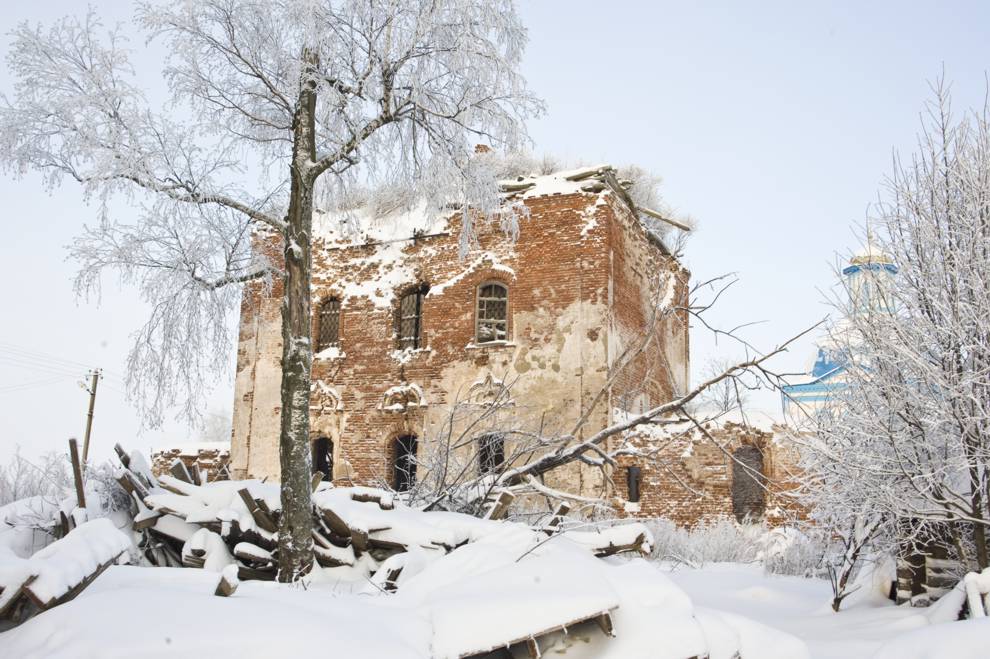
[645, 517, 826, 577]
[646, 517, 763, 567]
[761, 527, 829, 578]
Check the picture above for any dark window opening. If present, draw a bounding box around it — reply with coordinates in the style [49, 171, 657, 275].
[478, 432, 505, 475]
[393, 435, 418, 492]
[312, 436, 334, 482]
[398, 286, 428, 350]
[626, 466, 642, 503]
[317, 298, 341, 351]
[731, 446, 766, 522]
[476, 283, 508, 343]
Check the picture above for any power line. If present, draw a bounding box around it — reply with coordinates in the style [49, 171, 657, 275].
[0, 375, 74, 396]
[0, 350, 126, 384]
[0, 355, 84, 379]
[0, 342, 97, 370]
[0, 342, 126, 380]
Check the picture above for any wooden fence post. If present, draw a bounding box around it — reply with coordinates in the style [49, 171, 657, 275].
[68, 438, 86, 510]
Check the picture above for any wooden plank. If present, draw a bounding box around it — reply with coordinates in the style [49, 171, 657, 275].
[24, 552, 122, 611]
[0, 575, 37, 620]
[115, 473, 135, 495]
[457, 607, 618, 658]
[637, 205, 693, 232]
[237, 488, 278, 533]
[311, 472, 324, 493]
[350, 528, 369, 556]
[500, 181, 536, 193]
[123, 470, 150, 501]
[312, 529, 333, 550]
[233, 543, 272, 566]
[113, 443, 131, 468]
[526, 637, 541, 659]
[169, 460, 193, 484]
[58, 511, 71, 537]
[237, 566, 276, 582]
[383, 566, 403, 592]
[68, 439, 87, 509]
[367, 537, 407, 551]
[564, 167, 605, 181]
[157, 480, 188, 496]
[595, 612, 614, 637]
[540, 502, 571, 534]
[189, 464, 202, 486]
[319, 507, 353, 537]
[593, 532, 648, 558]
[314, 546, 354, 569]
[132, 511, 161, 531]
[485, 491, 515, 521]
[222, 518, 277, 552]
[214, 571, 238, 597]
[352, 492, 394, 510]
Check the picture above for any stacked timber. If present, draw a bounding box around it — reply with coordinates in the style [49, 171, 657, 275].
[114, 447, 652, 584]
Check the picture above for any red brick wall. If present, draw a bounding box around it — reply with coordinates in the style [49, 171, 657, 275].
[614, 422, 806, 526]
[230, 182, 689, 504]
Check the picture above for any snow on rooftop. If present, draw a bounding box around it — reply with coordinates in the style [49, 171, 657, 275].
[311, 166, 615, 247]
[307, 168, 625, 310]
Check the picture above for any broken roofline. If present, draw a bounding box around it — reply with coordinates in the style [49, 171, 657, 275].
[304, 164, 687, 255]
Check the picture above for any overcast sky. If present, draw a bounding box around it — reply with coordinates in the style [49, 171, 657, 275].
[1, 1, 989, 463]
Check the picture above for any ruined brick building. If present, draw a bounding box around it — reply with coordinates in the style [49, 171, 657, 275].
[229, 164, 794, 524]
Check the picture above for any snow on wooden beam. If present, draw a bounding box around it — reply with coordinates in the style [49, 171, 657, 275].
[638, 205, 693, 232]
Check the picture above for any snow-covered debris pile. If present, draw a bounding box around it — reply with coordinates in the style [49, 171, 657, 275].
[0, 446, 814, 657]
[0, 511, 807, 659]
[126, 446, 652, 581]
[0, 517, 130, 627]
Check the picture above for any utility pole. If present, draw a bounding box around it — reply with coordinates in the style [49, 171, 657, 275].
[81, 368, 101, 463]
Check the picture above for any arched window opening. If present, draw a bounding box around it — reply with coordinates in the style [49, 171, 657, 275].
[626, 466, 642, 503]
[317, 298, 341, 351]
[476, 283, 508, 343]
[397, 286, 428, 350]
[478, 432, 505, 475]
[392, 435, 418, 492]
[731, 446, 766, 522]
[312, 437, 334, 482]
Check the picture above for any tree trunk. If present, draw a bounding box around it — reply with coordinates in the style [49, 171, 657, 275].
[963, 430, 989, 569]
[276, 51, 319, 582]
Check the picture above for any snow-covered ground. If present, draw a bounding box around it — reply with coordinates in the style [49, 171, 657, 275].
[665, 562, 986, 659]
[2, 557, 984, 658]
[1, 474, 983, 659]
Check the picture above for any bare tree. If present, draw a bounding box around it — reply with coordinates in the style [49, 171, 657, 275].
[197, 408, 232, 444]
[798, 80, 990, 598]
[0, 0, 540, 580]
[406, 269, 816, 520]
[696, 357, 751, 415]
[0, 450, 72, 507]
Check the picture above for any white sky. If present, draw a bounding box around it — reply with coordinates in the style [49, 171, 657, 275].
[1, 1, 989, 462]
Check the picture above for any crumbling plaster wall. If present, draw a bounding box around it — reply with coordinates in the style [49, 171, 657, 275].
[230, 185, 687, 503]
[614, 422, 806, 526]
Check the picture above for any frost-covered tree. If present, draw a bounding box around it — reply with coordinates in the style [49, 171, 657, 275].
[802, 81, 990, 581]
[0, 0, 540, 580]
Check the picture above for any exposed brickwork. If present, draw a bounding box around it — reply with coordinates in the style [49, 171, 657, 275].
[151, 445, 231, 482]
[614, 421, 806, 526]
[231, 175, 688, 498]
[229, 170, 799, 524]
